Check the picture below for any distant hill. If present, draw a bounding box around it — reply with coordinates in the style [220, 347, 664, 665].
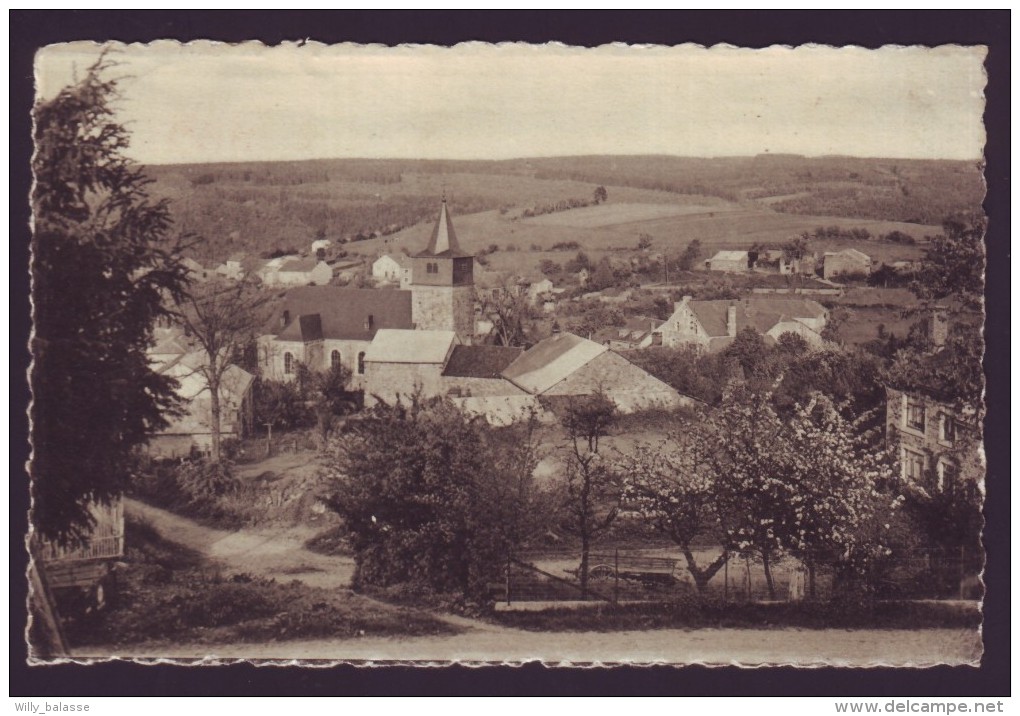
[144, 155, 983, 262]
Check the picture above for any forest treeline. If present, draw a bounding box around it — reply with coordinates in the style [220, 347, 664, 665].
[146, 154, 983, 261]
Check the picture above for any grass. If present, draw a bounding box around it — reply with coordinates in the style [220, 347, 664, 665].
[61, 518, 454, 647]
[489, 598, 982, 632]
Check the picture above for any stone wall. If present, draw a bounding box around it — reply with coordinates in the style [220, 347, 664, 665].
[364, 361, 446, 407]
[411, 284, 475, 342]
[442, 375, 525, 398]
[657, 302, 710, 350]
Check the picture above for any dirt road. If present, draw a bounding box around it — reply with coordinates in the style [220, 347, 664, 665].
[125, 499, 355, 590]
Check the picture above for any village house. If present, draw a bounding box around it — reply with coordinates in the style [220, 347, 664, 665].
[705, 250, 751, 272]
[885, 309, 981, 494]
[181, 257, 214, 282]
[362, 329, 460, 406]
[592, 316, 662, 350]
[147, 348, 254, 459]
[655, 296, 828, 352]
[215, 252, 247, 281]
[754, 249, 794, 274]
[501, 332, 693, 414]
[823, 248, 872, 280]
[526, 277, 554, 305]
[273, 257, 334, 286]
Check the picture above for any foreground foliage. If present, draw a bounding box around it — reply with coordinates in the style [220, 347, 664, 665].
[321, 399, 549, 603]
[63, 519, 452, 646]
[31, 59, 189, 544]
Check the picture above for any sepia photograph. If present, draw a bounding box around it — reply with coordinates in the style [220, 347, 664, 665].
[26, 38, 989, 669]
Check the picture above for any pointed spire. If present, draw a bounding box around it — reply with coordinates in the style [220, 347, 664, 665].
[416, 197, 472, 258]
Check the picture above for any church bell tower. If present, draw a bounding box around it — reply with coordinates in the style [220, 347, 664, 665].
[410, 198, 475, 343]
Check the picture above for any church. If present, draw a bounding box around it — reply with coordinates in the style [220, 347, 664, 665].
[257, 198, 477, 388]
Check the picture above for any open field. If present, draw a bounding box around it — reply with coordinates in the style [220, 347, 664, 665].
[523, 201, 734, 228]
[347, 202, 933, 281]
[147, 154, 977, 264]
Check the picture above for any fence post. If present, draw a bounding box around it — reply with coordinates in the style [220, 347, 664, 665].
[958, 545, 965, 600]
[505, 554, 511, 607]
[745, 555, 751, 602]
[724, 554, 729, 602]
[614, 549, 619, 605]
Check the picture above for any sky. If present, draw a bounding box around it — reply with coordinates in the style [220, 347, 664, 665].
[35, 42, 987, 165]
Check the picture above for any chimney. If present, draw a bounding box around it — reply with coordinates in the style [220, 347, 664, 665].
[365, 314, 375, 332]
[727, 302, 737, 337]
[930, 306, 949, 348]
[281, 309, 290, 329]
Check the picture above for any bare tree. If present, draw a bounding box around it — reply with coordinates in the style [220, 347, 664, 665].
[176, 278, 271, 462]
[480, 276, 531, 347]
[557, 392, 621, 598]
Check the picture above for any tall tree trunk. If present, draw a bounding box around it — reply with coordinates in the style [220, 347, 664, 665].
[807, 561, 817, 600]
[579, 530, 590, 600]
[762, 550, 776, 600]
[209, 377, 222, 463]
[682, 548, 729, 593]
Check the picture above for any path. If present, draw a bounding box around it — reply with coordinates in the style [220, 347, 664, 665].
[117, 500, 982, 666]
[126, 498, 355, 590]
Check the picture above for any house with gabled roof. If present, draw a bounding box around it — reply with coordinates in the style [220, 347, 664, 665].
[274, 257, 334, 286]
[656, 296, 828, 352]
[258, 287, 414, 386]
[147, 349, 254, 458]
[823, 248, 872, 280]
[501, 332, 693, 414]
[705, 250, 751, 272]
[362, 329, 460, 406]
[372, 253, 407, 283]
[592, 316, 662, 350]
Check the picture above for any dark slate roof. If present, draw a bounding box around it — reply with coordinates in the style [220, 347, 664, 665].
[271, 287, 412, 341]
[690, 298, 826, 338]
[442, 345, 524, 379]
[279, 314, 324, 342]
[414, 200, 473, 259]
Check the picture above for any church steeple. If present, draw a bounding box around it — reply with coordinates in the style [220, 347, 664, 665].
[416, 198, 472, 258]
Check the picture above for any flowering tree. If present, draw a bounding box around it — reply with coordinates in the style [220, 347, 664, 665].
[621, 423, 733, 593]
[624, 387, 896, 599]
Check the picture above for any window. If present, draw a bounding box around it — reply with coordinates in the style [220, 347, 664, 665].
[330, 350, 342, 369]
[939, 413, 957, 444]
[904, 399, 926, 432]
[936, 459, 958, 493]
[284, 352, 294, 375]
[902, 448, 925, 482]
[357, 351, 366, 375]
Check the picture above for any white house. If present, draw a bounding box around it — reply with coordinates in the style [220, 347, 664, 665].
[656, 296, 828, 352]
[705, 250, 751, 272]
[372, 254, 406, 283]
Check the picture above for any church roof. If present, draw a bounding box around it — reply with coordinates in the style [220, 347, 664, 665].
[414, 200, 473, 259]
[270, 287, 412, 342]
